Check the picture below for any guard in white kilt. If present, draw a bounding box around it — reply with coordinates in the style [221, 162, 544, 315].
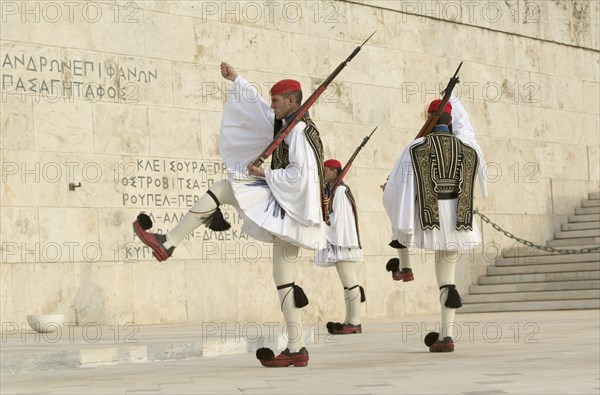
[133, 62, 328, 368]
[315, 159, 365, 335]
[382, 98, 488, 352]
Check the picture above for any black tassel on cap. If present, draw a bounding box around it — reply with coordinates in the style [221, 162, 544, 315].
[137, 213, 153, 230]
[386, 258, 400, 272]
[293, 285, 309, 308]
[424, 331, 439, 347]
[440, 284, 462, 308]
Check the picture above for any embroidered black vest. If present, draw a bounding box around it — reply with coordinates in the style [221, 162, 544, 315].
[410, 130, 478, 231]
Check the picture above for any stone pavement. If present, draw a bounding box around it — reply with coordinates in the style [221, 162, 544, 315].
[1, 310, 598, 394]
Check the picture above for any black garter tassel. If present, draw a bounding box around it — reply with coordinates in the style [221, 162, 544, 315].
[440, 284, 462, 308]
[359, 286, 366, 303]
[388, 240, 407, 249]
[201, 190, 231, 231]
[202, 206, 231, 231]
[293, 285, 309, 308]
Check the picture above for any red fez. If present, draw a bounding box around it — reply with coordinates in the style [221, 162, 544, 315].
[324, 159, 342, 169]
[427, 99, 452, 115]
[270, 79, 301, 96]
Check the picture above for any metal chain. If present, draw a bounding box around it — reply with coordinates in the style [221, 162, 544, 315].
[474, 209, 600, 255]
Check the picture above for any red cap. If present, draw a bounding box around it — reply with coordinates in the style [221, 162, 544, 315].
[270, 79, 301, 96]
[324, 159, 342, 169]
[427, 99, 452, 115]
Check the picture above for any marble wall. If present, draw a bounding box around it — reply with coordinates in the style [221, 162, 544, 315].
[1, 0, 598, 327]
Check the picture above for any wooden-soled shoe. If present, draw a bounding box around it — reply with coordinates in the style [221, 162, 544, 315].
[256, 347, 309, 367]
[429, 336, 454, 352]
[392, 268, 414, 282]
[332, 323, 362, 335]
[133, 215, 174, 262]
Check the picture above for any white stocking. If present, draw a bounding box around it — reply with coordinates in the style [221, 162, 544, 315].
[435, 250, 458, 339]
[336, 260, 361, 325]
[167, 181, 238, 246]
[397, 247, 412, 270]
[272, 239, 305, 352]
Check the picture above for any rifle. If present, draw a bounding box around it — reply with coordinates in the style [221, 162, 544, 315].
[252, 31, 376, 167]
[325, 127, 378, 223]
[414, 61, 463, 139]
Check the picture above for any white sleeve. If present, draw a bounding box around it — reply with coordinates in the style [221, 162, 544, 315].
[264, 123, 323, 225]
[382, 141, 419, 234]
[450, 96, 488, 198]
[220, 76, 275, 174]
[327, 185, 360, 248]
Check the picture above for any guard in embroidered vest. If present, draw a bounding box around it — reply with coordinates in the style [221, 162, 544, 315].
[315, 159, 365, 335]
[382, 98, 488, 352]
[132, 62, 328, 367]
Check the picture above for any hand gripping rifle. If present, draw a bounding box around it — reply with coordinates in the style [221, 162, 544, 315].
[325, 127, 378, 224]
[414, 61, 463, 139]
[252, 31, 376, 167]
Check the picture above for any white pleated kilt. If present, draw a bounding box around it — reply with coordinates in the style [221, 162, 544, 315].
[229, 176, 327, 250]
[392, 198, 481, 251]
[314, 244, 363, 267]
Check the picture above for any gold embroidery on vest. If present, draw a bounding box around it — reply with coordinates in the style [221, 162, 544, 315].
[410, 133, 478, 230]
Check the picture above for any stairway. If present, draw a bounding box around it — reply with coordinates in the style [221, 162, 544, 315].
[461, 192, 600, 313]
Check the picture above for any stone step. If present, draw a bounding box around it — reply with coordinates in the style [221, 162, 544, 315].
[590, 191, 600, 200]
[569, 214, 600, 222]
[470, 279, 600, 294]
[487, 261, 600, 276]
[582, 199, 600, 208]
[462, 289, 600, 304]
[495, 252, 600, 266]
[546, 237, 600, 247]
[555, 229, 600, 239]
[575, 206, 600, 215]
[562, 222, 600, 231]
[478, 270, 600, 285]
[459, 298, 600, 313]
[500, 247, 600, 259]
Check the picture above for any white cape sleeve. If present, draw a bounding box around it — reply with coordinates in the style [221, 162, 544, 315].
[450, 96, 488, 198]
[220, 76, 275, 176]
[382, 141, 420, 235]
[264, 123, 323, 226]
[327, 185, 360, 248]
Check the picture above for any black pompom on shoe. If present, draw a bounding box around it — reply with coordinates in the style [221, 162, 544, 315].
[256, 347, 275, 361]
[137, 213, 153, 230]
[386, 258, 400, 272]
[424, 331, 440, 347]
